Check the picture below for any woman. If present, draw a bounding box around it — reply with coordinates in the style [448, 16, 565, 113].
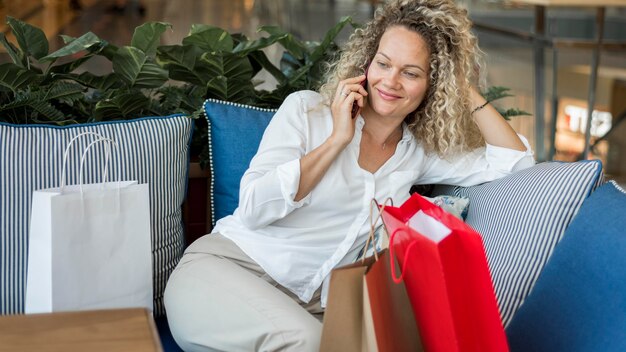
[165, 0, 535, 351]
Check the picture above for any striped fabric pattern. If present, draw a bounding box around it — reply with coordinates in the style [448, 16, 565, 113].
[435, 161, 604, 326]
[0, 115, 193, 316]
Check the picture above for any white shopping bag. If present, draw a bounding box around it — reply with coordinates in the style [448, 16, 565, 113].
[25, 133, 153, 313]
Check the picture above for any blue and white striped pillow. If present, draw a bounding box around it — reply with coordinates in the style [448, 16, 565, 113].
[435, 160, 604, 327]
[0, 115, 193, 316]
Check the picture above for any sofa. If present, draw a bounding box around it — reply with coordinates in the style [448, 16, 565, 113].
[1, 99, 625, 351]
[203, 98, 626, 351]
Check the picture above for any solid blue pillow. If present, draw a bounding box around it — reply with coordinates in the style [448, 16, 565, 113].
[203, 99, 276, 225]
[506, 180, 626, 351]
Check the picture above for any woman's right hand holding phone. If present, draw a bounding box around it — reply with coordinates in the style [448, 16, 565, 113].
[329, 74, 368, 148]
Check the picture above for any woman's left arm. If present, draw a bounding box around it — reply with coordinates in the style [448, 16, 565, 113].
[470, 87, 526, 151]
[416, 87, 535, 187]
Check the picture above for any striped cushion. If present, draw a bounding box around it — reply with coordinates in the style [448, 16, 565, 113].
[434, 161, 604, 327]
[0, 115, 193, 316]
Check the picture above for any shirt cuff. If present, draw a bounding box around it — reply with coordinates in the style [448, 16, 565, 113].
[277, 158, 311, 208]
[485, 133, 535, 172]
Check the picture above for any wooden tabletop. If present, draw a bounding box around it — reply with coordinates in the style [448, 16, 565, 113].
[0, 308, 163, 352]
[512, 0, 626, 6]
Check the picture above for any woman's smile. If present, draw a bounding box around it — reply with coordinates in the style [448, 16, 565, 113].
[376, 88, 402, 101]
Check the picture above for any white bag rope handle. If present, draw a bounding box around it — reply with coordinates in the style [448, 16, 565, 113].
[362, 197, 393, 263]
[60, 132, 118, 192]
[78, 137, 119, 194]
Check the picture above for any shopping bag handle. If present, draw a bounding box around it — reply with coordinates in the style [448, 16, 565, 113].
[79, 137, 119, 194]
[363, 198, 393, 263]
[388, 227, 418, 284]
[60, 132, 112, 191]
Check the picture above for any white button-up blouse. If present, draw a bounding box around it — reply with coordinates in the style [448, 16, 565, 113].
[213, 90, 535, 306]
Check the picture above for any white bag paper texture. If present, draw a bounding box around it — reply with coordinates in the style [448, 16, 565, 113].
[26, 181, 153, 313]
[407, 210, 452, 244]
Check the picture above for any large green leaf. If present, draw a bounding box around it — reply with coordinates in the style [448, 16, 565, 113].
[113, 46, 168, 88]
[206, 76, 255, 103]
[0, 33, 26, 67]
[201, 51, 254, 101]
[48, 53, 98, 75]
[232, 32, 288, 56]
[0, 80, 85, 122]
[230, 33, 248, 46]
[39, 32, 103, 63]
[201, 51, 253, 79]
[94, 91, 151, 120]
[155, 85, 186, 113]
[47, 37, 106, 75]
[41, 81, 84, 101]
[257, 26, 306, 60]
[309, 16, 353, 62]
[0, 93, 66, 122]
[28, 101, 68, 122]
[131, 22, 172, 56]
[112, 46, 146, 85]
[183, 25, 233, 52]
[56, 34, 117, 61]
[0, 63, 40, 91]
[157, 44, 211, 86]
[98, 41, 119, 61]
[286, 64, 311, 87]
[135, 62, 168, 88]
[7, 16, 48, 60]
[62, 72, 123, 91]
[158, 84, 205, 113]
[246, 51, 286, 85]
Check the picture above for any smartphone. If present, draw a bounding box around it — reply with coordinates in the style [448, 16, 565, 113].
[351, 66, 369, 119]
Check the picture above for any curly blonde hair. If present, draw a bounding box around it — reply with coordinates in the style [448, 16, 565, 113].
[319, 0, 486, 157]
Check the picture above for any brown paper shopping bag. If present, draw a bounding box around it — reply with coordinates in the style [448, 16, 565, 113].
[320, 200, 422, 352]
[320, 249, 422, 352]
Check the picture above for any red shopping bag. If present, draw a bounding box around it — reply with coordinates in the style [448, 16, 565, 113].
[381, 193, 508, 352]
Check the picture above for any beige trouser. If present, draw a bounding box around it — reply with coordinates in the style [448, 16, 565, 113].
[164, 233, 323, 352]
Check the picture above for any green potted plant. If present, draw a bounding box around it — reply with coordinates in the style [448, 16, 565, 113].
[0, 15, 529, 239]
[0, 15, 526, 154]
[0, 16, 356, 160]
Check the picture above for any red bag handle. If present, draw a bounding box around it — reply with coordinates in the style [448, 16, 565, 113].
[388, 227, 419, 284]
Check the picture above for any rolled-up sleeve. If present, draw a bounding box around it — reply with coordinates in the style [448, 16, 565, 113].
[237, 93, 312, 230]
[485, 133, 535, 173]
[418, 134, 535, 187]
